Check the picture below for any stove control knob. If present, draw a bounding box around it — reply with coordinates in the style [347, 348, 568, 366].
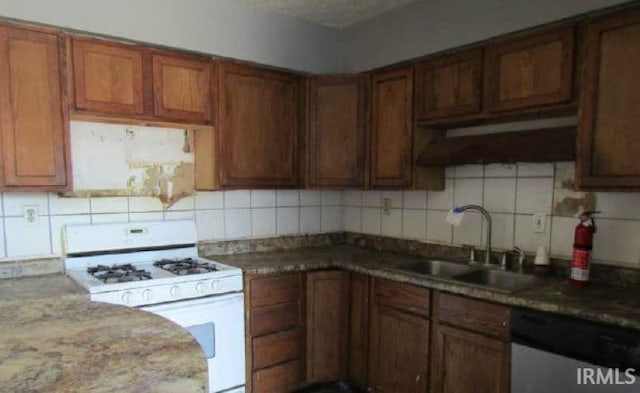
[121, 291, 133, 305]
[170, 286, 180, 298]
[141, 289, 152, 301]
[211, 280, 221, 290]
[196, 282, 206, 294]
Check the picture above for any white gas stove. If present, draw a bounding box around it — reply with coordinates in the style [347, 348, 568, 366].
[63, 220, 245, 393]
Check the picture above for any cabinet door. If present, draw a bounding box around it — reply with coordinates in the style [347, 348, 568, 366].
[152, 53, 212, 123]
[72, 38, 144, 115]
[348, 274, 369, 389]
[416, 48, 483, 120]
[306, 270, 350, 383]
[0, 27, 68, 188]
[577, 7, 640, 189]
[219, 62, 300, 188]
[370, 67, 413, 188]
[369, 305, 429, 393]
[308, 75, 368, 187]
[485, 27, 574, 112]
[432, 323, 510, 393]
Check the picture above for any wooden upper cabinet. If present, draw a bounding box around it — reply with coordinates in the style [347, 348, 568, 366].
[306, 270, 350, 383]
[308, 75, 368, 188]
[370, 67, 413, 188]
[0, 26, 69, 189]
[151, 52, 213, 123]
[218, 62, 301, 188]
[485, 27, 575, 112]
[577, 7, 640, 189]
[72, 38, 144, 115]
[416, 48, 483, 120]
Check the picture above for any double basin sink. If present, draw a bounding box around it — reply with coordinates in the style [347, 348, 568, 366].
[387, 259, 541, 293]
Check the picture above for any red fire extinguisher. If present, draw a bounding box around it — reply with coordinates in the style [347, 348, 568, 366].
[570, 211, 598, 287]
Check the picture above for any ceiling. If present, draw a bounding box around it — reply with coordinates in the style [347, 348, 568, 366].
[237, 0, 420, 29]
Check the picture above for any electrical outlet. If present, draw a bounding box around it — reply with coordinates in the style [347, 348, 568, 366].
[23, 205, 39, 226]
[382, 198, 392, 215]
[533, 213, 546, 233]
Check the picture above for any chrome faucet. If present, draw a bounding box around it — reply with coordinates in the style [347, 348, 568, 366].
[454, 205, 492, 266]
[512, 246, 526, 273]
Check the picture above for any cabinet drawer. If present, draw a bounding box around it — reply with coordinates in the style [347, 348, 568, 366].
[252, 359, 303, 393]
[374, 278, 430, 318]
[252, 329, 302, 370]
[251, 301, 300, 336]
[250, 273, 301, 308]
[436, 292, 510, 338]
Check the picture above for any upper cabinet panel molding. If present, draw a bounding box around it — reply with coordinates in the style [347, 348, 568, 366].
[72, 38, 145, 116]
[484, 26, 575, 112]
[415, 48, 483, 120]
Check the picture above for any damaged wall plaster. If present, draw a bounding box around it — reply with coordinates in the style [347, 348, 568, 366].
[68, 121, 195, 208]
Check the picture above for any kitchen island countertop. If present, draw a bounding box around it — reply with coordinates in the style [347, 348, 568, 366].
[212, 245, 640, 332]
[0, 274, 207, 393]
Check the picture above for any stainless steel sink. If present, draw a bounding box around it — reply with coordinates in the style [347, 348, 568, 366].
[452, 269, 541, 293]
[392, 260, 479, 278]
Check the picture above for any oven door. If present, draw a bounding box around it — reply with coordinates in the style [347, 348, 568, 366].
[142, 293, 245, 393]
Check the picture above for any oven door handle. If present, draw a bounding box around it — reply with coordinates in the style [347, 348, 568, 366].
[187, 322, 215, 358]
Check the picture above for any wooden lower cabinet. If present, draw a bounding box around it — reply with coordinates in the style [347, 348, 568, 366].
[431, 323, 510, 393]
[368, 279, 430, 393]
[432, 292, 511, 393]
[306, 270, 350, 383]
[245, 273, 305, 393]
[347, 273, 369, 389]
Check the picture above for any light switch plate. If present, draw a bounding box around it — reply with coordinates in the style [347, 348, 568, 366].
[382, 198, 392, 215]
[532, 213, 546, 233]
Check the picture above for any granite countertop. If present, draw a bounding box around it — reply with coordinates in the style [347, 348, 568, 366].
[212, 245, 640, 332]
[0, 275, 207, 393]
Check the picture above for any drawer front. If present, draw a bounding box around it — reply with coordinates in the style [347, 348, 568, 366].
[436, 292, 510, 338]
[250, 273, 301, 308]
[252, 329, 302, 370]
[252, 360, 304, 393]
[250, 301, 300, 336]
[374, 278, 431, 317]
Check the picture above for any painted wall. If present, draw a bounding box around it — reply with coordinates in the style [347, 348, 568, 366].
[342, 0, 632, 71]
[0, 0, 343, 73]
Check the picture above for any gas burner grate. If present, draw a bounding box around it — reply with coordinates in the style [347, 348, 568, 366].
[87, 264, 153, 283]
[153, 258, 218, 276]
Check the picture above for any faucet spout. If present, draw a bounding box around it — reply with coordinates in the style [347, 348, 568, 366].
[455, 205, 492, 265]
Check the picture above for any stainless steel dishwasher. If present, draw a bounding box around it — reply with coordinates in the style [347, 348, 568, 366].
[511, 308, 640, 392]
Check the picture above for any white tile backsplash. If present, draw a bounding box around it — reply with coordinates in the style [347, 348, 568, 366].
[224, 208, 251, 239]
[402, 209, 426, 240]
[300, 206, 321, 234]
[49, 194, 90, 215]
[1, 160, 639, 269]
[484, 178, 516, 213]
[90, 197, 128, 214]
[195, 192, 224, 210]
[195, 209, 225, 241]
[225, 190, 251, 208]
[362, 207, 381, 235]
[454, 178, 483, 207]
[381, 209, 402, 237]
[4, 193, 49, 216]
[251, 190, 276, 208]
[321, 206, 342, 232]
[276, 190, 299, 207]
[403, 191, 427, 210]
[251, 208, 276, 238]
[516, 178, 554, 214]
[276, 207, 299, 235]
[5, 216, 51, 257]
